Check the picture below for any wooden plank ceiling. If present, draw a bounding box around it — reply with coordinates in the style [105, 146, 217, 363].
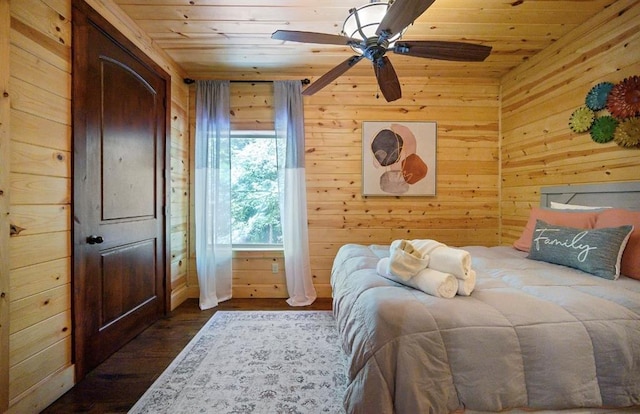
[114, 0, 615, 81]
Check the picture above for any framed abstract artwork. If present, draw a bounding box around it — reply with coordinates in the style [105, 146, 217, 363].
[362, 121, 437, 196]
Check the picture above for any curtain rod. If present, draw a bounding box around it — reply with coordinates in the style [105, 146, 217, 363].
[183, 78, 310, 85]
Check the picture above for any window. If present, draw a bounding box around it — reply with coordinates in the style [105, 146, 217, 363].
[230, 130, 282, 247]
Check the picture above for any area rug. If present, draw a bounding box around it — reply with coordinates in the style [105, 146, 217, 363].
[129, 311, 348, 414]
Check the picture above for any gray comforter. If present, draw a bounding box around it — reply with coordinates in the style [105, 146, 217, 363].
[331, 244, 640, 414]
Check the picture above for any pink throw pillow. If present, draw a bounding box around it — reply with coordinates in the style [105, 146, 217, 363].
[595, 209, 640, 280]
[513, 207, 599, 252]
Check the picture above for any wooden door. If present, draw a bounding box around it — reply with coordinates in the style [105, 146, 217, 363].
[72, 1, 170, 380]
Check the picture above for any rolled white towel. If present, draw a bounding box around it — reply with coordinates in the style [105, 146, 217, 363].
[429, 246, 472, 280]
[457, 269, 476, 296]
[388, 240, 430, 281]
[410, 239, 445, 256]
[377, 258, 458, 299]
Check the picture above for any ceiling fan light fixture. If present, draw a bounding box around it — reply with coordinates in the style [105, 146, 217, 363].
[341, 1, 405, 54]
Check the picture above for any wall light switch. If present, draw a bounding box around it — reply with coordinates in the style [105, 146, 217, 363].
[272, 263, 279, 273]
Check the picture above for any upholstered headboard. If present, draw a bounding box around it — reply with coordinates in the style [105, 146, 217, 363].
[540, 182, 640, 211]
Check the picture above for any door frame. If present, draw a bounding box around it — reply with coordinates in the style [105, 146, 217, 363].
[71, 0, 171, 380]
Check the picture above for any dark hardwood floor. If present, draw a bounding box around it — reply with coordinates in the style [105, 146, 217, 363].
[41, 297, 333, 413]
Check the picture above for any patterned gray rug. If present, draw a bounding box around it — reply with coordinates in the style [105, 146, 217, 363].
[129, 311, 348, 414]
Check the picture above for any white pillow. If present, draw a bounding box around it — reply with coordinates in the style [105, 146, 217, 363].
[549, 201, 611, 210]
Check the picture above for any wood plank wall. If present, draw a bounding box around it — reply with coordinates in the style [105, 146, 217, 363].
[169, 75, 191, 310]
[187, 77, 501, 299]
[501, 0, 640, 244]
[1, 0, 11, 410]
[8, 1, 74, 410]
[5, 0, 190, 412]
[305, 77, 501, 295]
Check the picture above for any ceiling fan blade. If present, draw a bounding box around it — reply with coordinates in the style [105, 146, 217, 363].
[272, 30, 359, 46]
[394, 40, 492, 61]
[373, 56, 402, 102]
[376, 0, 436, 38]
[302, 55, 364, 96]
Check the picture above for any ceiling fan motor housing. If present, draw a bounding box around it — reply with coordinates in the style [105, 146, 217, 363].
[363, 37, 390, 61]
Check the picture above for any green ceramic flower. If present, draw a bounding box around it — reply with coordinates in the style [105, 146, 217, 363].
[569, 106, 594, 133]
[590, 116, 618, 143]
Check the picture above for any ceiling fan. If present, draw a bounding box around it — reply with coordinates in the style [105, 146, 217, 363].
[271, 0, 492, 102]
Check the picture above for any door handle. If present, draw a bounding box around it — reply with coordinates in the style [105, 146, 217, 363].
[86, 235, 104, 245]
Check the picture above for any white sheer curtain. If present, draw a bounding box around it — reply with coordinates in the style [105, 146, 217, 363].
[194, 80, 232, 310]
[274, 81, 317, 306]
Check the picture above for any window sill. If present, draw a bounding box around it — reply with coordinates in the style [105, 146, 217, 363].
[232, 245, 284, 252]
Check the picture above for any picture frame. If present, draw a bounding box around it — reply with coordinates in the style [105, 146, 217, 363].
[362, 121, 437, 196]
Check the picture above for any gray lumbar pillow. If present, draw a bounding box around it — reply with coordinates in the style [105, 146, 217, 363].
[527, 219, 634, 280]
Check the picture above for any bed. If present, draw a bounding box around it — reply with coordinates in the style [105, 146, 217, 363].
[330, 182, 640, 414]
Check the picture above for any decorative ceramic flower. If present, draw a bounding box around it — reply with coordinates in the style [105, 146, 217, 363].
[613, 117, 640, 148]
[569, 106, 594, 133]
[607, 76, 640, 118]
[585, 82, 614, 111]
[590, 116, 618, 143]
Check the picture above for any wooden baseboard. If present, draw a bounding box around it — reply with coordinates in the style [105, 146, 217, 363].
[170, 285, 190, 311]
[8, 365, 74, 414]
[314, 284, 333, 299]
[233, 284, 288, 298]
[186, 285, 200, 299]
[184, 284, 333, 301]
